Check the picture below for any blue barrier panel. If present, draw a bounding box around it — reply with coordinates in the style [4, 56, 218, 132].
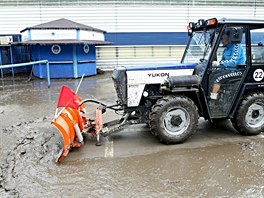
[0, 60, 50, 88]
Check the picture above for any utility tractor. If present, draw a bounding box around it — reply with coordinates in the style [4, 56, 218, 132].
[52, 18, 264, 162]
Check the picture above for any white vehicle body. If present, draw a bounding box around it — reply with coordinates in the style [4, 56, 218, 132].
[124, 64, 195, 106]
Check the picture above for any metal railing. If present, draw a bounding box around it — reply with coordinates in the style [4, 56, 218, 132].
[0, 60, 51, 87]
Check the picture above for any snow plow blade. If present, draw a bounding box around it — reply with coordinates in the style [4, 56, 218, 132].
[51, 107, 85, 163]
[51, 85, 136, 163]
[51, 85, 104, 163]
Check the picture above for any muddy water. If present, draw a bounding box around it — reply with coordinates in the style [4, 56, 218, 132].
[0, 73, 264, 197]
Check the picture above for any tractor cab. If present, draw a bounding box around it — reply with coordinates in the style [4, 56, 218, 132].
[179, 18, 264, 120]
[154, 17, 264, 144]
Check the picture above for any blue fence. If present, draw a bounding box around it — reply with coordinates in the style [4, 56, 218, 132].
[0, 60, 51, 88]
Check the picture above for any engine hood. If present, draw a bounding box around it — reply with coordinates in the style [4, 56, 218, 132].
[124, 63, 196, 71]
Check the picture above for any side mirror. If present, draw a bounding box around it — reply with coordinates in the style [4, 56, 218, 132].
[230, 28, 243, 43]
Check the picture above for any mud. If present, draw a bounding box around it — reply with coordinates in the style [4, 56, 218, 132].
[0, 73, 264, 197]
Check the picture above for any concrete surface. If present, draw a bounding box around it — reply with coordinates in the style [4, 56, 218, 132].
[0, 72, 263, 198]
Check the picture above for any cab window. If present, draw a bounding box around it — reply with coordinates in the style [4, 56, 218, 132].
[251, 28, 264, 64]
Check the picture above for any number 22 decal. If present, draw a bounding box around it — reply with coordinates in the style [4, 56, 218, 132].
[253, 69, 264, 82]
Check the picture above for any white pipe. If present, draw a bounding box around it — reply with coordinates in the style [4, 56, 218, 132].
[75, 73, 85, 94]
[54, 107, 66, 119]
[74, 123, 84, 143]
[54, 108, 58, 117]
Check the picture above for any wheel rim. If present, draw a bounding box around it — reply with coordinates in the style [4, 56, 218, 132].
[163, 107, 190, 135]
[245, 102, 264, 128]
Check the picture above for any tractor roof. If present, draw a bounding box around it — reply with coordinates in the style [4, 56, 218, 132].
[218, 17, 264, 26]
[188, 17, 264, 33]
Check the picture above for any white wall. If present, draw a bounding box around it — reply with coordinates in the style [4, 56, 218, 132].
[21, 29, 105, 41]
[22, 29, 76, 41]
[0, 4, 263, 34]
[79, 31, 105, 41]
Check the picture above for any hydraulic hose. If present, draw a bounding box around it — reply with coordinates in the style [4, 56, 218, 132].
[80, 99, 122, 111]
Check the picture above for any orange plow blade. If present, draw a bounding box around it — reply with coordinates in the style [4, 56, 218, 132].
[51, 85, 105, 163]
[52, 107, 85, 163]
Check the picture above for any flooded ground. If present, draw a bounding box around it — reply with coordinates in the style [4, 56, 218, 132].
[0, 72, 264, 198]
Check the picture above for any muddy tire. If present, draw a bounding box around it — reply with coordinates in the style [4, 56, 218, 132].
[232, 92, 264, 135]
[149, 95, 199, 144]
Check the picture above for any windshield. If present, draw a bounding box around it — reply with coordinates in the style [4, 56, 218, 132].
[182, 30, 217, 63]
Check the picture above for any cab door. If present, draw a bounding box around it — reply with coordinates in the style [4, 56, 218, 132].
[207, 26, 248, 118]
